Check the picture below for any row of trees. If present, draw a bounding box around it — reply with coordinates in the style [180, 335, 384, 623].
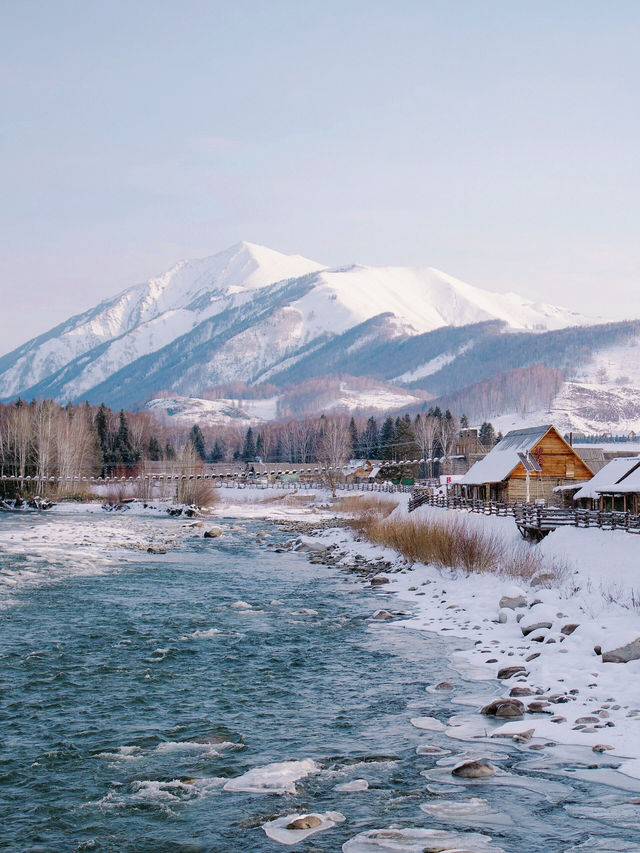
[184, 407, 499, 478]
[0, 397, 500, 498]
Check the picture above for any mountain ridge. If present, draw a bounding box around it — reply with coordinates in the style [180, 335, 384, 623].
[0, 241, 611, 412]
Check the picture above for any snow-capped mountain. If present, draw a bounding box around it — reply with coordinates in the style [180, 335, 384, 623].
[0, 241, 601, 409]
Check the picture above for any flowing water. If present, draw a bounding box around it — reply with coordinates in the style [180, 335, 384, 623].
[1, 511, 639, 852]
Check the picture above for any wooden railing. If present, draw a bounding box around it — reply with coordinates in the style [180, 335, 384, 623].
[407, 491, 640, 537]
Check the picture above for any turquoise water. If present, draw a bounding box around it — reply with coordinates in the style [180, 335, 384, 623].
[0, 512, 639, 852]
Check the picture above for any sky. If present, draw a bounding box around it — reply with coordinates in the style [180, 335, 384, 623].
[1, 0, 638, 354]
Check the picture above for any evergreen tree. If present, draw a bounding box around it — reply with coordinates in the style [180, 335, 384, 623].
[349, 417, 358, 458]
[241, 427, 257, 461]
[148, 436, 162, 461]
[394, 414, 418, 461]
[209, 439, 225, 462]
[361, 416, 379, 458]
[165, 441, 175, 460]
[379, 416, 395, 460]
[479, 421, 496, 448]
[460, 413, 469, 429]
[114, 410, 138, 467]
[256, 433, 264, 460]
[189, 424, 207, 460]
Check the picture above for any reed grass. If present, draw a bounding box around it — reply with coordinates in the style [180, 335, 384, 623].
[349, 503, 567, 582]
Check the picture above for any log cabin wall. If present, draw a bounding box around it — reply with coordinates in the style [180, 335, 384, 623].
[505, 428, 594, 505]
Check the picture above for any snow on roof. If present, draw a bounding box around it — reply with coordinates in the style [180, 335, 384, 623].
[573, 456, 640, 500]
[460, 425, 552, 485]
[602, 460, 640, 494]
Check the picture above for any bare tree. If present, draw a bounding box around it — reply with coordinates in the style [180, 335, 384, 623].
[318, 418, 351, 497]
[414, 414, 439, 478]
[438, 414, 459, 476]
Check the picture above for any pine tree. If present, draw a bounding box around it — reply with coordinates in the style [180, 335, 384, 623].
[361, 416, 379, 458]
[165, 441, 175, 460]
[460, 413, 469, 429]
[209, 439, 225, 462]
[349, 417, 358, 458]
[148, 436, 162, 461]
[256, 433, 264, 460]
[114, 410, 138, 467]
[189, 424, 207, 460]
[379, 417, 395, 460]
[479, 421, 496, 448]
[241, 427, 257, 461]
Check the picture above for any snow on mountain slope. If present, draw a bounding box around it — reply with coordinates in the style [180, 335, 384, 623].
[286, 264, 591, 339]
[0, 242, 325, 399]
[0, 241, 598, 406]
[490, 381, 640, 436]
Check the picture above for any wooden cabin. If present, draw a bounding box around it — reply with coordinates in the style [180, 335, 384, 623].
[573, 456, 640, 512]
[458, 425, 594, 505]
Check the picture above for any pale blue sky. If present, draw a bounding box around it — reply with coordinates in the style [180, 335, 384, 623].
[1, 0, 638, 352]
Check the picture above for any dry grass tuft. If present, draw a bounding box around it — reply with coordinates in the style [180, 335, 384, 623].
[334, 495, 398, 519]
[176, 479, 220, 509]
[349, 510, 567, 584]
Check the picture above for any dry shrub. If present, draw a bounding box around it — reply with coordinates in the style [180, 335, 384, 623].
[262, 491, 317, 506]
[351, 511, 568, 584]
[176, 479, 220, 509]
[335, 495, 397, 519]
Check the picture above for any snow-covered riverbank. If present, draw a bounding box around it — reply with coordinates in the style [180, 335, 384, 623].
[213, 486, 640, 781]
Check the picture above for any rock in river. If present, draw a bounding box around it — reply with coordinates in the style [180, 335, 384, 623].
[452, 759, 496, 779]
[204, 526, 223, 538]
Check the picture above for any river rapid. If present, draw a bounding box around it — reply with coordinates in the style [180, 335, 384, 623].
[1, 510, 639, 852]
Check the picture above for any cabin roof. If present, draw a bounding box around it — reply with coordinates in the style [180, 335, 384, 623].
[459, 425, 553, 485]
[573, 456, 640, 500]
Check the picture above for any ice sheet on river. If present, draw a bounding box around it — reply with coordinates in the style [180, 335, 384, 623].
[341, 826, 506, 852]
[223, 758, 319, 794]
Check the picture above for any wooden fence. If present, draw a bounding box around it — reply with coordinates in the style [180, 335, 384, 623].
[408, 491, 640, 538]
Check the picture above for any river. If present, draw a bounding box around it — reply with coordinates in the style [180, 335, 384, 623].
[0, 510, 639, 852]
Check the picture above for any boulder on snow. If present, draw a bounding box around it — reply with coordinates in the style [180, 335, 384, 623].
[481, 698, 525, 717]
[602, 638, 640, 663]
[499, 593, 527, 610]
[561, 623, 580, 636]
[497, 665, 527, 680]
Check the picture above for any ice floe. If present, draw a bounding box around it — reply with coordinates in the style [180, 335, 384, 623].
[223, 758, 319, 794]
[262, 811, 343, 845]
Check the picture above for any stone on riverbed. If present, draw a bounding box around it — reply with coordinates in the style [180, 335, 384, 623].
[373, 609, 394, 620]
[203, 526, 223, 538]
[602, 638, 640, 663]
[481, 698, 525, 717]
[592, 744, 614, 753]
[452, 759, 496, 779]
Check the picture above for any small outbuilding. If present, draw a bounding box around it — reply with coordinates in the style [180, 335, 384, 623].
[458, 424, 594, 504]
[573, 455, 640, 512]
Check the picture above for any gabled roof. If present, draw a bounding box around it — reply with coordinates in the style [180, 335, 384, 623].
[460, 425, 552, 486]
[573, 456, 640, 500]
